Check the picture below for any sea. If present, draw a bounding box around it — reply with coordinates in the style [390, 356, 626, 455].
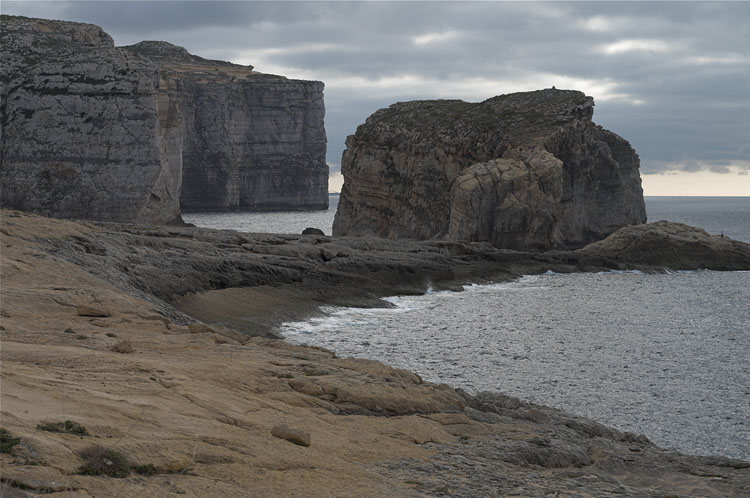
[184, 196, 750, 460]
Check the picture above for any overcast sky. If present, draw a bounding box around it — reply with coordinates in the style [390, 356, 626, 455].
[5, 1, 749, 194]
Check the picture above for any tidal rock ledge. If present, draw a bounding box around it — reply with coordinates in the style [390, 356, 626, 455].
[334, 89, 646, 251]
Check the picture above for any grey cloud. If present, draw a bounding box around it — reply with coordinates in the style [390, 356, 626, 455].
[4, 1, 748, 175]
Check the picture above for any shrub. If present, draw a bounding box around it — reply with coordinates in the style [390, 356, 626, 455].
[0, 428, 20, 453]
[77, 445, 130, 478]
[132, 463, 158, 475]
[37, 420, 89, 436]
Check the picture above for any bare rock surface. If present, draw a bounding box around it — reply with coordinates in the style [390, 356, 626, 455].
[333, 89, 646, 250]
[1, 211, 748, 496]
[1, 211, 749, 496]
[0, 16, 327, 223]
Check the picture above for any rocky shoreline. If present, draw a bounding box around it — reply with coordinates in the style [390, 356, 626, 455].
[1, 210, 749, 496]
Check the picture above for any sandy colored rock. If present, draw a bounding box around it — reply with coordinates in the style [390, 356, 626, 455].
[187, 323, 215, 334]
[271, 424, 312, 447]
[109, 339, 134, 353]
[76, 304, 112, 317]
[1, 211, 748, 497]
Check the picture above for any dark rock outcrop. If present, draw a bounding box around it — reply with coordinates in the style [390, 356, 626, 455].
[574, 220, 750, 270]
[4, 209, 746, 334]
[0, 16, 327, 224]
[333, 89, 646, 250]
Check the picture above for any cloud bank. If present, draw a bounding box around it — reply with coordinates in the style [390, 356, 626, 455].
[5, 1, 749, 181]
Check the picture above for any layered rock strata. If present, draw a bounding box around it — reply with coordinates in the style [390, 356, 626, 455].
[0, 16, 327, 224]
[333, 89, 646, 250]
[0, 16, 182, 224]
[123, 41, 328, 212]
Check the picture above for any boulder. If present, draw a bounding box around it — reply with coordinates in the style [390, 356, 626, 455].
[110, 340, 134, 354]
[333, 89, 646, 250]
[76, 304, 112, 317]
[270, 424, 311, 447]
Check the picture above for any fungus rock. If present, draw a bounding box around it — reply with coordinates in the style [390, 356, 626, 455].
[333, 89, 646, 250]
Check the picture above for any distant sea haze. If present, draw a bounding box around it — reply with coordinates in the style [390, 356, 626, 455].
[185, 196, 750, 460]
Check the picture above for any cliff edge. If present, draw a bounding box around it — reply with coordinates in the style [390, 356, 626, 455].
[0, 16, 327, 223]
[333, 89, 646, 250]
[0, 15, 182, 224]
[122, 41, 328, 212]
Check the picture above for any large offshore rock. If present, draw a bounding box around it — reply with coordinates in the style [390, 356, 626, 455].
[123, 41, 328, 212]
[0, 16, 327, 224]
[333, 89, 647, 250]
[0, 16, 183, 224]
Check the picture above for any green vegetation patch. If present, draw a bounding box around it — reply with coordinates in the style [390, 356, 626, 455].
[0, 428, 20, 453]
[37, 420, 89, 436]
[77, 445, 130, 478]
[132, 463, 158, 475]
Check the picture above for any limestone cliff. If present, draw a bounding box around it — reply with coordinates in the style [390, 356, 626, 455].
[0, 16, 183, 224]
[123, 41, 328, 212]
[333, 89, 646, 250]
[0, 16, 327, 224]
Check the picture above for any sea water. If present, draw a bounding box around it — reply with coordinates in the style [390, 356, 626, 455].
[186, 196, 750, 460]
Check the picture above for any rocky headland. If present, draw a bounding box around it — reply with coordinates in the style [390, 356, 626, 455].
[2, 210, 749, 496]
[333, 89, 646, 251]
[0, 16, 327, 224]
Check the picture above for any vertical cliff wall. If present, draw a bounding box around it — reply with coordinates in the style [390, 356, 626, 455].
[0, 16, 183, 224]
[122, 42, 328, 212]
[1, 16, 327, 224]
[333, 90, 646, 250]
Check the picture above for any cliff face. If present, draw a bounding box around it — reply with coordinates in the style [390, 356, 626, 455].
[123, 42, 328, 212]
[333, 89, 646, 250]
[0, 16, 183, 224]
[0, 16, 327, 224]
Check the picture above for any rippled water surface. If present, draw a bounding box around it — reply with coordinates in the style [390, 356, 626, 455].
[283, 270, 750, 460]
[182, 194, 340, 235]
[647, 196, 750, 242]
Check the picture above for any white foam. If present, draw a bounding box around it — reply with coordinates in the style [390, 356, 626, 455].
[596, 269, 645, 275]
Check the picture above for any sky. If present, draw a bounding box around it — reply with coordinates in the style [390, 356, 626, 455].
[4, 1, 749, 195]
